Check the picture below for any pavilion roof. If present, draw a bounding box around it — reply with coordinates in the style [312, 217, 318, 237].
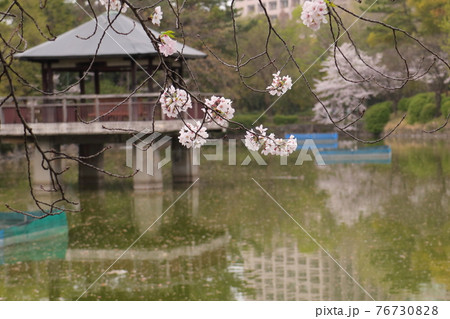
[17, 12, 206, 62]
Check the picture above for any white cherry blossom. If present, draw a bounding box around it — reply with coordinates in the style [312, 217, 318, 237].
[179, 122, 209, 148]
[267, 71, 293, 96]
[262, 134, 298, 156]
[244, 130, 262, 151]
[159, 86, 192, 118]
[300, 0, 328, 31]
[99, 0, 128, 12]
[152, 6, 163, 26]
[244, 125, 297, 156]
[203, 96, 235, 126]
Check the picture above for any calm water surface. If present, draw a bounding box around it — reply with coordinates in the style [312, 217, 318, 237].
[0, 140, 448, 300]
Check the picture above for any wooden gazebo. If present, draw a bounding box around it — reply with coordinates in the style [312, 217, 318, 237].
[17, 11, 206, 95]
[1, 12, 211, 190]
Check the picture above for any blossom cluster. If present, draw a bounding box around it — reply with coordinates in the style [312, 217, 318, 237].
[99, 0, 127, 12]
[300, 0, 328, 31]
[267, 71, 293, 96]
[244, 125, 298, 156]
[159, 86, 192, 118]
[179, 122, 209, 148]
[203, 96, 235, 126]
[151, 6, 163, 26]
[159, 34, 177, 57]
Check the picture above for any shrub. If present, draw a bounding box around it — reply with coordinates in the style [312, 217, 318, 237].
[397, 97, 410, 112]
[442, 95, 450, 105]
[441, 100, 450, 117]
[231, 114, 267, 128]
[365, 102, 392, 136]
[407, 92, 434, 124]
[273, 114, 298, 125]
[419, 103, 436, 123]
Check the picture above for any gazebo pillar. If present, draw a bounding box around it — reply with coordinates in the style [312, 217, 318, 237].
[41, 62, 56, 122]
[78, 71, 86, 94]
[41, 61, 54, 93]
[147, 58, 156, 93]
[94, 70, 100, 94]
[130, 59, 138, 121]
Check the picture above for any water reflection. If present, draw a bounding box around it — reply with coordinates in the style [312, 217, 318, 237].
[0, 140, 448, 300]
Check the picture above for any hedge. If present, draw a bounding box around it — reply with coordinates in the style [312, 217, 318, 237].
[407, 92, 434, 124]
[441, 100, 450, 117]
[231, 114, 267, 128]
[365, 102, 392, 135]
[419, 103, 437, 123]
[397, 97, 410, 112]
[273, 114, 299, 125]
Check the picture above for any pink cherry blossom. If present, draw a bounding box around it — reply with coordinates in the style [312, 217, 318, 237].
[158, 35, 177, 57]
[203, 96, 235, 126]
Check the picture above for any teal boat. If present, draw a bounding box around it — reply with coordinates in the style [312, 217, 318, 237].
[0, 211, 68, 265]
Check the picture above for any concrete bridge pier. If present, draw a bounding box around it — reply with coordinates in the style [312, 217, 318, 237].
[133, 148, 164, 190]
[78, 144, 104, 190]
[31, 137, 60, 191]
[171, 139, 199, 184]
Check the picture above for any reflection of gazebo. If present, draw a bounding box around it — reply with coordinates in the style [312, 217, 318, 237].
[17, 12, 206, 94]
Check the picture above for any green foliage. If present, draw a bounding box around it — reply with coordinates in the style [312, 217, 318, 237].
[273, 114, 298, 125]
[407, 93, 434, 124]
[0, 143, 14, 154]
[0, 0, 87, 96]
[231, 114, 267, 128]
[419, 103, 437, 123]
[365, 102, 392, 135]
[397, 97, 411, 112]
[441, 100, 450, 117]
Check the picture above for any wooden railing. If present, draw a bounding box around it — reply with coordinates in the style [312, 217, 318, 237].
[0, 93, 213, 124]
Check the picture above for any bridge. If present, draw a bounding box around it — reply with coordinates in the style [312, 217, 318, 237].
[0, 93, 220, 190]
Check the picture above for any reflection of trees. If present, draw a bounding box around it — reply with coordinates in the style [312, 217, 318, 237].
[1, 142, 448, 300]
[350, 142, 450, 299]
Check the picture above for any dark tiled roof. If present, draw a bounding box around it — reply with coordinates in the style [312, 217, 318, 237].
[17, 12, 206, 61]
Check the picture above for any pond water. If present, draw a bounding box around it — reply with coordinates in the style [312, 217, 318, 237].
[0, 139, 448, 301]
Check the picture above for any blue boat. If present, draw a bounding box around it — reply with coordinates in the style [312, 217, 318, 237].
[286, 133, 339, 150]
[319, 145, 392, 165]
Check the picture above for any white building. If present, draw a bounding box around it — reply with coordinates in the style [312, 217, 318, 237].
[235, 0, 304, 20]
[234, 0, 352, 20]
[240, 235, 376, 301]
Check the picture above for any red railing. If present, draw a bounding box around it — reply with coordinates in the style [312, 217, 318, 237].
[0, 93, 214, 124]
